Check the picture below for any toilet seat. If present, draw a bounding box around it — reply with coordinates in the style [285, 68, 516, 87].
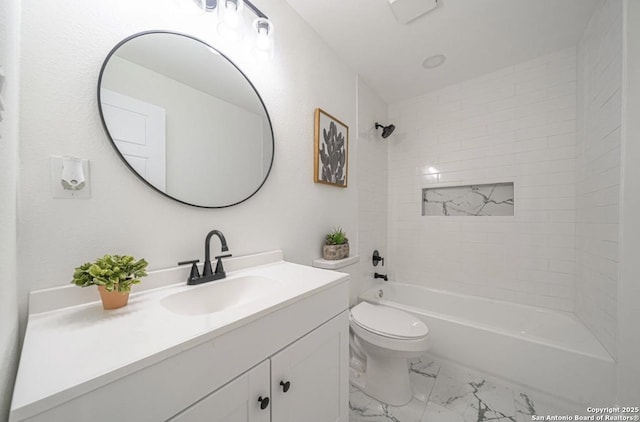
[350, 302, 428, 339]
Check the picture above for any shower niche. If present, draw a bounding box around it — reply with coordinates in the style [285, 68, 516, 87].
[422, 182, 514, 216]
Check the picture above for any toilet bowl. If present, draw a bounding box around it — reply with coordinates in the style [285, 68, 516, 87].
[349, 301, 430, 406]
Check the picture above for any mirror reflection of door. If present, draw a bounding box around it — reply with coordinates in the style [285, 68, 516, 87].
[101, 89, 166, 190]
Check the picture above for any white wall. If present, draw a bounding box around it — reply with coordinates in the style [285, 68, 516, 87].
[17, 0, 358, 324]
[575, 0, 623, 359]
[618, 0, 640, 404]
[0, 0, 20, 419]
[387, 48, 578, 311]
[352, 77, 388, 303]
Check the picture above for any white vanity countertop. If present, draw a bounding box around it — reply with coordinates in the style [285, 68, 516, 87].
[11, 250, 349, 420]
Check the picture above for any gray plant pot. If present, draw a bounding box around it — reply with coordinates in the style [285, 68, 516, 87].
[323, 243, 349, 260]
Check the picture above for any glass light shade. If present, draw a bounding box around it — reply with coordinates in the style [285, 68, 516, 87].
[187, 0, 218, 15]
[217, 0, 244, 41]
[252, 17, 274, 59]
[218, 0, 244, 27]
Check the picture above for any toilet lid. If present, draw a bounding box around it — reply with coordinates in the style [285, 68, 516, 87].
[351, 302, 428, 339]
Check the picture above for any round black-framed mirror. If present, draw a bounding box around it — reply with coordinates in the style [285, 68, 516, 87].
[97, 30, 274, 208]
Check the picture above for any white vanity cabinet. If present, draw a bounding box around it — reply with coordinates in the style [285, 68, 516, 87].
[10, 254, 350, 422]
[169, 312, 349, 422]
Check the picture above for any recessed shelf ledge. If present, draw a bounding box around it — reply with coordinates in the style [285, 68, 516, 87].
[312, 255, 360, 270]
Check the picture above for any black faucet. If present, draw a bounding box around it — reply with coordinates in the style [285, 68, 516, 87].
[203, 230, 230, 277]
[374, 273, 388, 281]
[178, 230, 232, 285]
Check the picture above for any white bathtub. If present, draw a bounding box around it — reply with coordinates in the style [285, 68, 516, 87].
[359, 283, 616, 406]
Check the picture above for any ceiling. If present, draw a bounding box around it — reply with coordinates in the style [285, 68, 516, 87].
[284, 0, 599, 104]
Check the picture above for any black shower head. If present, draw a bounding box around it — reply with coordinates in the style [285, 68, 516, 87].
[375, 122, 396, 139]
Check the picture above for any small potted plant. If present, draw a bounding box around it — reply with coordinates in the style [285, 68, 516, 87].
[71, 254, 149, 310]
[323, 227, 349, 260]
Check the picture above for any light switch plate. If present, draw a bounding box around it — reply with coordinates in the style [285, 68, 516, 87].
[50, 156, 91, 199]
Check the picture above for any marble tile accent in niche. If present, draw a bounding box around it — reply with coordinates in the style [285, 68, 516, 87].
[422, 183, 514, 216]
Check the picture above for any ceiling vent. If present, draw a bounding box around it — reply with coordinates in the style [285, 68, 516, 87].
[389, 0, 439, 24]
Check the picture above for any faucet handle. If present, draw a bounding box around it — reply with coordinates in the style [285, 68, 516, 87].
[178, 259, 200, 282]
[372, 250, 385, 267]
[214, 254, 232, 276]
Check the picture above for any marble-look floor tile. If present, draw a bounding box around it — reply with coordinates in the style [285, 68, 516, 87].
[428, 363, 517, 422]
[349, 353, 577, 422]
[514, 392, 538, 422]
[422, 402, 466, 422]
[349, 385, 427, 422]
[513, 389, 580, 422]
[409, 357, 441, 403]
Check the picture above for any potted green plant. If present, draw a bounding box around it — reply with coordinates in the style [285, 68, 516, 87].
[323, 227, 349, 260]
[71, 254, 148, 310]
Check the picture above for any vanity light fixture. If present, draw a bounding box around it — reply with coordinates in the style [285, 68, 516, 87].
[252, 17, 274, 59]
[192, 0, 275, 57]
[218, 0, 245, 41]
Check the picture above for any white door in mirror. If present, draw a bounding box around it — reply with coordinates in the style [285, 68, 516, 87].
[101, 89, 166, 190]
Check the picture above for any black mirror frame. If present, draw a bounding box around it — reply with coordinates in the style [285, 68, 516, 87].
[97, 30, 275, 209]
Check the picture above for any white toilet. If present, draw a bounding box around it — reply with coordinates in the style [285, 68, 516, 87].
[349, 301, 430, 406]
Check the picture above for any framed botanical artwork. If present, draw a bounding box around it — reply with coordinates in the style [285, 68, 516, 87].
[314, 108, 349, 187]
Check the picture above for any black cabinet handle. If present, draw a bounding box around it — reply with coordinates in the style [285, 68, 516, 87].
[280, 380, 291, 393]
[258, 396, 270, 410]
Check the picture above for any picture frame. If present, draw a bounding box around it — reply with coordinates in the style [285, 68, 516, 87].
[314, 108, 349, 187]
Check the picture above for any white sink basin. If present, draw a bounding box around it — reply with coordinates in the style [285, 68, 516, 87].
[161, 275, 282, 316]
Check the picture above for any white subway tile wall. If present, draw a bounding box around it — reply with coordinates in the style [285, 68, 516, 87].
[575, 0, 623, 359]
[388, 47, 578, 311]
